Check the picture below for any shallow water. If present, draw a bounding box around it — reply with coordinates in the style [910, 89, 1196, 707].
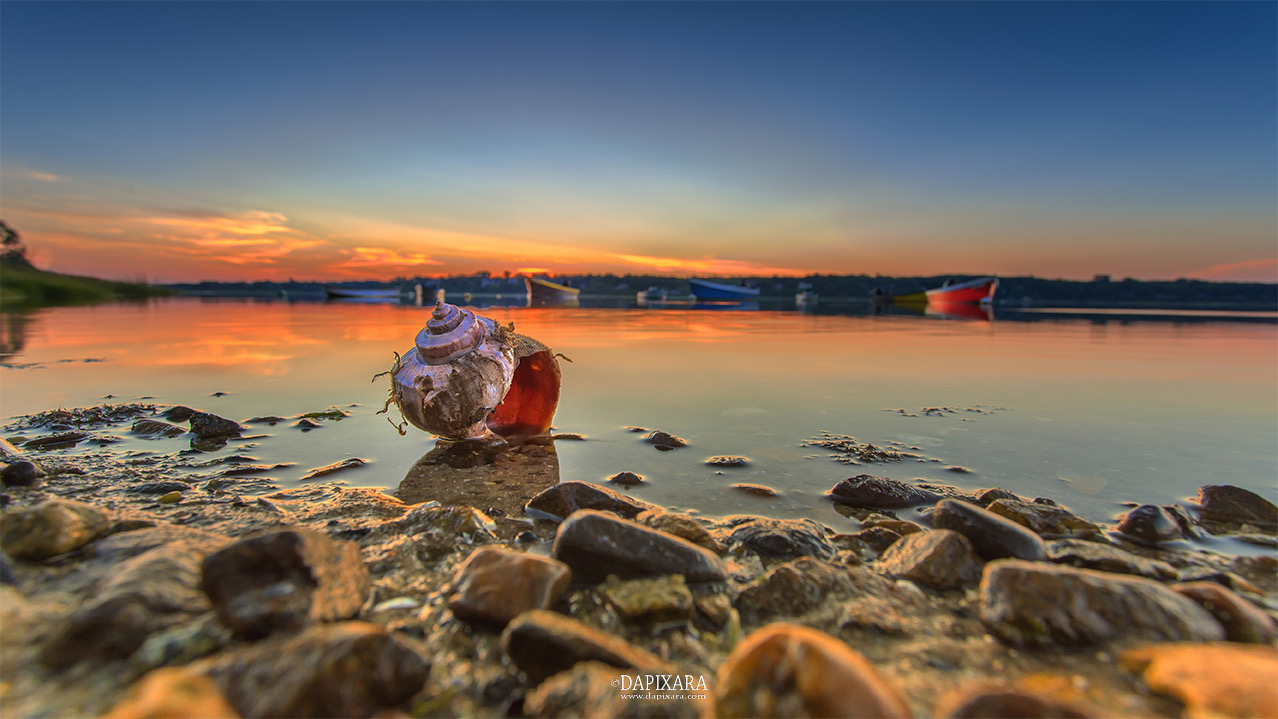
[2, 297, 1275, 548]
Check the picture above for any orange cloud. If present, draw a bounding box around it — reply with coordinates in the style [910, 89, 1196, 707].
[341, 246, 444, 269]
[149, 210, 296, 236]
[611, 252, 807, 276]
[1188, 258, 1278, 283]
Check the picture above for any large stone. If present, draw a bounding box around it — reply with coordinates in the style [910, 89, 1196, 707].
[716, 623, 911, 718]
[985, 498, 1099, 537]
[735, 556, 893, 623]
[551, 510, 726, 584]
[1121, 643, 1278, 719]
[501, 609, 668, 685]
[829, 474, 940, 509]
[635, 510, 725, 554]
[936, 683, 1094, 718]
[598, 574, 694, 625]
[980, 559, 1224, 647]
[1171, 581, 1277, 643]
[1, 498, 111, 559]
[447, 546, 571, 626]
[131, 419, 187, 439]
[88, 525, 232, 563]
[194, 621, 428, 718]
[200, 528, 370, 639]
[41, 541, 212, 669]
[933, 498, 1047, 561]
[187, 412, 244, 439]
[1195, 484, 1278, 527]
[1046, 539, 1177, 580]
[101, 668, 239, 719]
[1115, 504, 1183, 543]
[524, 660, 704, 718]
[525, 481, 659, 522]
[1, 459, 45, 487]
[877, 529, 983, 590]
[726, 516, 835, 560]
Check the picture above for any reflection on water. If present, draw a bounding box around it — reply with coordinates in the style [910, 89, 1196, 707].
[396, 436, 560, 519]
[1, 297, 1274, 543]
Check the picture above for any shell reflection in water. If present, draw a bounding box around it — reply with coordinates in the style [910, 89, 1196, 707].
[390, 299, 562, 442]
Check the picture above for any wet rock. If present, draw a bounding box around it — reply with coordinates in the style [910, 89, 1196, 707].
[0, 551, 14, 585]
[552, 510, 727, 584]
[973, 487, 1022, 507]
[726, 516, 835, 560]
[129, 480, 193, 495]
[707, 455, 749, 467]
[1195, 484, 1278, 527]
[88, 525, 232, 563]
[525, 481, 659, 522]
[447, 546, 571, 626]
[936, 683, 1094, 718]
[642, 430, 687, 450]
[1115, 504, 1183, 543]
[200, 528, 371, 639]
[1046, 538, 1177, 580]
[41, 541, 212, 669]
[829, 474, 941, 509]
[606, 471, 644, 487]
[1, 459, 45, 487]
[986, 498, 1100, 537]
[735, 556, 892, 623]
[849, 526, 903, 554]
[131, 419, 186, 439]
[160, 405, 196, 422]
[501, 608, 668, 685]
[877, 529, 983, 590]
[187, 412, 244, 439]
[732, 483, 778, 497]
[130, 614, 232, 676]
[599, 574, 694, 625]
[635, 510, 726, 554]
[980, 559, 1224, 647]
[716, 623, 911, 718]
[23, 431, 89, 450]
[694, 593, 733, 629]
[1, 498, 111, 559]
[293, 419, 321, 431]
[933, 498, 1047, 561]
[1171, 581, 1277, 643]
[299, 457, 367, 481]
[860, 515, 923, 536]
[1121, 643, 1278, 719]
[524, 660, 703, 719]
[383, 504, 498, 560]
[194, 621, 428, 718]
[101, 667, 239, 719]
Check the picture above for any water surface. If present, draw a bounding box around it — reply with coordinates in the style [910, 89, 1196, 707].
[2, 298, 1274, 546]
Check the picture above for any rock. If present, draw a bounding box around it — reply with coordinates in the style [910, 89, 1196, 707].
[88, 525, 232, 563]
[299, 457, 367, 481]
[1, 498, 111, 559]
[446, 546, 571, 626]
[860, 516, 923, 536]
[1195, 484, 1278, 527]
[524, 660, 704, 718]
[731, 483, 778, 497]
[1, 459, 45, 487]
[525, 481, 659, 522]
[606, 471, 644, 487]
[131, 419, 186, 439]
[1121, 643, 1278, 719]
[735, 556, 892, 623]
[980, 559, 1224, 647]
[599, 574, 694, 625]
[829, 474, 941, 509]
[694, 593, 733, 629]
[936, 683, 1094, 718]
[727, 516, 835, 560]
[501, 609, 668, 685]
[0, 551, 14, 585]
[23, 431, 89, 450]
[1046, 538, 1177, 580]
[187, 412, 244, 439]
[130, 614, 231, 676]
[551, 510, 727, 584]
[635, 510, 726, 554]
[986, 498, 1100, 537]
[41, 541, 213, 669]
[1171, 581, 1277, 643]
[129, 481, 193, 495]
[384, 504, 498, 560]
[716, 623, 911, 718]
[200, 528, 371, 639]
[707, 455, 749, 467]
[101, 667, 239, 719]
[161, 405, 196, 422]
[194, 621, 428, 718]
[973, 487, 1022, 507]
[877, 529, 984, 590]
[1115, 504, 1183, 543]
[849, 526, 903, 554]
[933, 498, 1047, 561]
[642, 430, 687, 449]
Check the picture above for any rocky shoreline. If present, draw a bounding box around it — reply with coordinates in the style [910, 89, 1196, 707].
[1, 403, 1276, 718]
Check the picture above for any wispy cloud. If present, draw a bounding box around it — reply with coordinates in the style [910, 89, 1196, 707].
[341, 246, 443, 269]
[611, 252, 805, 276]
[1188, 258, 1278, 282]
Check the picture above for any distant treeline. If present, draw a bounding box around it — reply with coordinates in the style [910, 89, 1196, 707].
[168, 273, 1277, 309]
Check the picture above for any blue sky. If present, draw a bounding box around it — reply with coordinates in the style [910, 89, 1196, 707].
[1, 1, 1274, 282]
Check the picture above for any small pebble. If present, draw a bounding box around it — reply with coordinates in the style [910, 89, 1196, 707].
[607, 471, 645, 487]
[157, 491, 183, 504]
[707, 455, 749, 467]
[732, 483, 777, 498]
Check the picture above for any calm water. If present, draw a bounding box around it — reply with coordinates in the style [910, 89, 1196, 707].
[2, 297, 1275, 547]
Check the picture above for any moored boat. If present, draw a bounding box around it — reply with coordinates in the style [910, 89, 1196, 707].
[525, 277, 581, 306]
[687, 278, 761, 301]
[890, 276, 998, 305]
[323, 285, 402, 300]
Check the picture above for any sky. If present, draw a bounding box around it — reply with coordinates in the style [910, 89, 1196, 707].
[1, 1, 1275, 284]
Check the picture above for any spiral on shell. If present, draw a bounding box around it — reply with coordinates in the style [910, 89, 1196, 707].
[390, 299, 561, 441]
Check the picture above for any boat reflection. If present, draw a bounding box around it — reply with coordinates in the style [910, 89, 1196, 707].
[690, 301, 760, 311]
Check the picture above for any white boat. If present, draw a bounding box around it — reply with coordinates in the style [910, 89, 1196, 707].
[687, 278, 761, 300]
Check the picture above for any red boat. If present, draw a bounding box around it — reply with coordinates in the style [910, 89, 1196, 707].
[892, 276, 998, 305]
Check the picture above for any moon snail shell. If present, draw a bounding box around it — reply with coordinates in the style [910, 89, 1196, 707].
[390, 299, 562, 442]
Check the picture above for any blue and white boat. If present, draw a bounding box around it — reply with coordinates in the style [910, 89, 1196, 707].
[687, 278, 761, 301]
